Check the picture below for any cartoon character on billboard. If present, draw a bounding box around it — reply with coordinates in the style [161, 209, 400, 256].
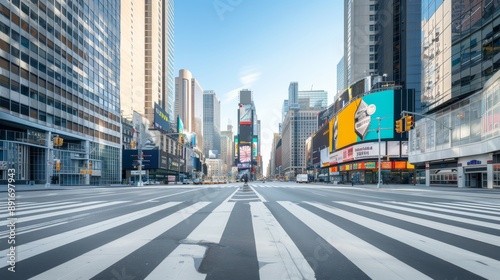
[354, 100, 376, 140]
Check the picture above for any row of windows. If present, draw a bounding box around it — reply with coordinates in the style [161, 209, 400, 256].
[1, 1, 120, 105]
[0, 96, 120, 144]
[0, 73, 120, 133]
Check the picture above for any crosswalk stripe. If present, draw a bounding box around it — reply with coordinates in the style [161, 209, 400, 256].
[413, 201, 500, 215]
[145, 202, 235, 280]
[453, 201, 500, 210]
[307, 202, 500, 279]
[392, 201, 500, 222]
[249, 186, 267, 202]
[29, 202, 210, 280]
[0, 202, 182, 268]
[0, 201, 125, 226]
[250, 202, 315, 280]
[279, 201, 431, 280]
[365, 201, 500, 230]
[0, 201, 102, 219]
[336, 201, 500, 246]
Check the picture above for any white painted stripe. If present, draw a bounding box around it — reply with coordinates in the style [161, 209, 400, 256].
[0, 201, 101, 219]
[279, 201, 431, 280]
[455, 201, 500, 209]
[337, 202, 500, 246]
[308, 202, 500, 279]
[223, 188, 241, 203]
[365, 201, 500, 230]
[251, 202, 315, 280]
[29, 202, 210, 280]
[393, 202, 500, 222]
[135, 188, 205, 204]
[249, 186, 268, 202]
[145, 202, 234, 280]
[413, 201, 500, 215]
[230, 198, 260, 201]
[0, 201, 125, 226]
[0, 202, 182, 268]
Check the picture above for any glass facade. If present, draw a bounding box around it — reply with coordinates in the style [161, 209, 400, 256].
[422, 0, 500, 113]
[0, 0, 121, 185]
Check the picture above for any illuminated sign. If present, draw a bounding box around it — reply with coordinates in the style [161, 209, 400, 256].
[333, 90, 395, 150]
[239, 104, 252, 125]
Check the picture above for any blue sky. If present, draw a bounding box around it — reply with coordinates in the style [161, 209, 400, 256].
[174, 0, 344, 172]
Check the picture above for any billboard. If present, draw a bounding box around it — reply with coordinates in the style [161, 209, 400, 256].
[154, 103, 170, 132]
[333, 90, 395, 150]
[239, 145, 251, 163]
[252, 136, 258, 157]
[234, 136, 238, 158]
[239, 104, 252, 125]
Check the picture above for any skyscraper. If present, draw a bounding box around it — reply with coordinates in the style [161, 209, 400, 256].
[0, 0, 121, 185]
[203, 90, 221, 158]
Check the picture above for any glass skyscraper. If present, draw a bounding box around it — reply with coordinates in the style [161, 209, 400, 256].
[0, 0, 121, 185]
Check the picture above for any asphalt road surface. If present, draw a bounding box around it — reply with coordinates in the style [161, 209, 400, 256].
[1, 182, 499, 279]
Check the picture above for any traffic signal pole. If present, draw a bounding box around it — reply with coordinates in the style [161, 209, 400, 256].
[399, 110, 453, 131]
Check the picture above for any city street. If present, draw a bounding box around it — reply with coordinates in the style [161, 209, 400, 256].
[1, 182, 499, 279]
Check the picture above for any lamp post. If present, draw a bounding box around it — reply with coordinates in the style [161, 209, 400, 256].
[377, 117, 382, 188]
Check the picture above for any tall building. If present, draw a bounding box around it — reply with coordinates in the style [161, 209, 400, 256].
[203, 90, 221, 158]
[344, 0, 375, 85]
[337, 56, 345, 95]
[0, 0, 121, 185]
[121, 0, 174, 123]
[120, 0, 177, 184]
[288, 82, 299, 109]
[344, 0, 421, 114]
[220, 124, 234, 175]
[298, 90, 328, 109]
[282, 109, 320, 178]
[409, 0, 500, 188]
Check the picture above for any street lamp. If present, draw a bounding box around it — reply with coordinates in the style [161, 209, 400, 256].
[377, 117, 382, 188]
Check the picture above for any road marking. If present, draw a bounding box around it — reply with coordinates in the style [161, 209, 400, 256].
[412, 201, 500, 215]
[251, 202, 314, 280]
[145, 202, 235, 280]
[279, 201, 431, 280]
[365, 201, 500, 230]
[0, 202, 182, 268]
[308, 202, 500, 280]
[135, 188, 205, 204]
[0, 201, 125, 226]
[336, 201, 500, 246]
[0, 201, 102, 219]
[249, 186, 267, 202]
[29, 202, 210, 280]
[393, 201, 500, 222]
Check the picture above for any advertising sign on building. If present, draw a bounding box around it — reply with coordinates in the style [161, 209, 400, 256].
[154, 103, 170, 132]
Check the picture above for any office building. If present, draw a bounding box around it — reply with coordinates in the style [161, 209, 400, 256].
[203, 90, 221, 158]
[0, 0, 121, 185]
[409, 0, 500, 188]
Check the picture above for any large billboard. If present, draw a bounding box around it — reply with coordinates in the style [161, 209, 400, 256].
[239, 104, 252, 125]
[154, 103, 170, 132]
[332, 90, 395, 150]
[239, 145, 251, 163]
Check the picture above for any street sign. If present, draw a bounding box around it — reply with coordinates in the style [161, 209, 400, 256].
[131, 170, 146, 175]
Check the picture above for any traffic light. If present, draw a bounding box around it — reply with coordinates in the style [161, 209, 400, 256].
[180, 134, 185, 145]
[405, 115, 414, 131]
[53, 136, 63, 146]
[131, 141, 136, 149]
[88, 162, 92, 169]
[55, 160, 61, 171]
[395, 119, 403, 133]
